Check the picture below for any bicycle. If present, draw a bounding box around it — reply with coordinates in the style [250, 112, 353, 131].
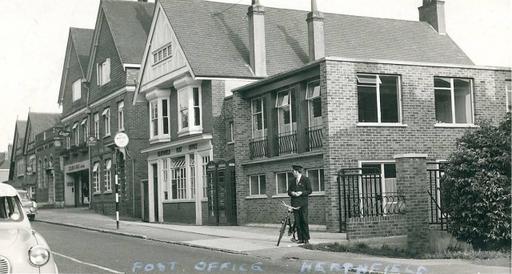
[276, 201, 300, 246]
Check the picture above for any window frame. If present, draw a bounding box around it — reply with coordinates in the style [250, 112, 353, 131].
[93, 113, 100, 139]
[102, 108, 111, 137]
[97, 58, 111, 86]
[81, 118, 88, 143]
[305, 168, 325, 193]
[177, 86, 202, 134]
[434, 77, 474, 125]
[275, 171, 294, 195]
[149, 98, 171, 141]
[92, 162, 100, 194]
[227, 121, 234, 144]
[306, 80, 322, 128]
[356, 73, 402, 124]
[152, 42, 172, 65]
[117, 101, 124, 132]
[359, 160, 398, 215]
[275, 88, 296, 134]
[249, 174, 266, 196]
[72, 79, 81, 102]
[72, 122, 79, 146]
[251, 97, 266, 138]
[104, 159, 112, 193]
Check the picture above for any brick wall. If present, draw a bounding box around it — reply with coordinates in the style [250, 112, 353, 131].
[323, 59, 511, 232]
[347, 215, 407, 239]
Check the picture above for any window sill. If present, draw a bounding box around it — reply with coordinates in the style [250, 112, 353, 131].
[149, 135, 170, 144]
[103, 134, 111, 139]
[93, 192, 101, 196]
[163, 199, 195, 203]
[104, 191, 112, 194]
[227, 141, 235, 145]
[310, 191, 326, 197]
[434, 123, 478, 128]
[357, 123, 407, 127]
[271, 194, 289, 198]
[177, 127, 203, 137]
[245, 195, 268, 200]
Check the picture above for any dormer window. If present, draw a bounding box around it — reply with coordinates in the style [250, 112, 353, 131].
[152, 43, 172, 65]
[72, 79, 81, 101]
[97, 58, 111, 86]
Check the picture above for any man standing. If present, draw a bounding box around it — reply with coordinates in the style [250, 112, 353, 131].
[288, 165, 312, 244]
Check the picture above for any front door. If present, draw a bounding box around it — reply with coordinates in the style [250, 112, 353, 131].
[152, 163, 159, 222]
[64, 174, 75, 206]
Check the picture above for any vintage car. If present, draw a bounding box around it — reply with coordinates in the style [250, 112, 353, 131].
[16, 189, 37, 221]
[0, 183, 58, 273]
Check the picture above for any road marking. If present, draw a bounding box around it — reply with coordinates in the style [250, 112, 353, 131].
[53, 251, 125, 274]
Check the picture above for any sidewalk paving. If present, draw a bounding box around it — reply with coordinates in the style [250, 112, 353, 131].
[36, 208, 510, 274]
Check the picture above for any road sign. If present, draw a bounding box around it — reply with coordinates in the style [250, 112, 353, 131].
[114, 132, 129, 148]
[87, 136, 97, 147]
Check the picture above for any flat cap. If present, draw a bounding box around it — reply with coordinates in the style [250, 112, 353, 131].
[292, 165, 303, 171]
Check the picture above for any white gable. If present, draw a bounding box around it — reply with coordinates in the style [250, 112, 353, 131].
[140, 6, 190, 92]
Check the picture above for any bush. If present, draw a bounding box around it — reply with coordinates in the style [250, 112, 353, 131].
[442, 113, 511, 250]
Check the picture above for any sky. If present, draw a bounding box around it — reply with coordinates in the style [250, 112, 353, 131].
[0, 0, 510, 153]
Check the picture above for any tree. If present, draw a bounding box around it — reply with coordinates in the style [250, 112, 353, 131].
[442, 113, 511, 250]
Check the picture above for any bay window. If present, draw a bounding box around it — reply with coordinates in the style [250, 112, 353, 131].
[357, 74, 401, 123]
[434, 77, 473, 124]
[149, 98, 170, 141]
[178, 87, 202, 134]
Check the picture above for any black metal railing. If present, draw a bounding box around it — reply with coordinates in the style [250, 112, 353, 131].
[427, 163, 449, 230]
[306, 126, 323, 151]
[249, 136, 268, 159]
[276, 130, 297, 155]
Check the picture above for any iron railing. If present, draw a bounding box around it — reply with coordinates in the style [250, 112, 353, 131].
[427, 162, 449, 230]
[306, 126, 323, 150]
[249, 136, 268, 159]
[276, 130, 297, 155]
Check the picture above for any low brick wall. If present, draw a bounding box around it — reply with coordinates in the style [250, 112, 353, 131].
[347, 215, 406, 240]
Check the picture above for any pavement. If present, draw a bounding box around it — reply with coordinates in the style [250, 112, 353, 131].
[36, 208, 510, 274]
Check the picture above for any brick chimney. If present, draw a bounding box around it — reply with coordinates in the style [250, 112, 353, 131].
[418, 0, 446, 34]
[307, 0, 325, 61]
[247, 0, 267, 77]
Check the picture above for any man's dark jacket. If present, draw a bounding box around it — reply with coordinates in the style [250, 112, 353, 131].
[288, 175, 312, 207]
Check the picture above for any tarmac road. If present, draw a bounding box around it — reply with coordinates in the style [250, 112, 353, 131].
[33, 222, 303, 274]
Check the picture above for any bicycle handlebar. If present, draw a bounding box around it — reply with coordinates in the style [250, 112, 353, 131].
[281, 201, 300, 211]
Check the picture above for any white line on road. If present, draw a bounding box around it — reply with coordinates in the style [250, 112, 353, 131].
[53, 251, 125, 274]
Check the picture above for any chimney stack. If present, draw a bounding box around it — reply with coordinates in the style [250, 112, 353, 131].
[247, 0, 267, 76]
[418, 0, 446, 34]
[307, 0, 325, 61]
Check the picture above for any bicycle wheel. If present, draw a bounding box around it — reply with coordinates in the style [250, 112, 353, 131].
[277, 216, 289, 246]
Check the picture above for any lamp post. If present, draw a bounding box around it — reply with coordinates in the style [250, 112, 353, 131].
[113, 132, 129, 229]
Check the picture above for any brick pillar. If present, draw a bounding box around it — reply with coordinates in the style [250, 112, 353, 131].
[394, 153, 430, 254]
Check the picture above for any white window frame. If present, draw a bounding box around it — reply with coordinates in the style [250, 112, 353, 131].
[227, 121, 234, 144]
[93, 162, 100, 194]
[117, 101, 124, 131]
[97, 58, 111, 86]
[249, 174, 266, 196]
[93, 113, 100, 139]
[275, 171, 293, 195]
[356, 74, 402, 124]
[359, 160, 398, 215]
[202, 155, 210, 199]
[104, 160, 112, 192]
[251, 97, 266, 138]
[306, 80, 322, 128]
[81, 118, 88, 143]
[177, 86, 202, 135]
[434, 77, 474, 125]
[306, 168, 325, 193]
[170, 157, 188, 200]
[152, 43, 172, 65]
[72, 122, 79, 146]
[72, 79, 81, 101]
[275, 89, 296, 134]
[102, 108, 111, 137]
[149, 98, 170, 141]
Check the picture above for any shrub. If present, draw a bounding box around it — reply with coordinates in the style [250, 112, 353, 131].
[442, 113, 511, 250]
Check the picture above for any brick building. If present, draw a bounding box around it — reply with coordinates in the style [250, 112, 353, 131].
[231, 0, 511, 235]
[57, 1, 153, 217]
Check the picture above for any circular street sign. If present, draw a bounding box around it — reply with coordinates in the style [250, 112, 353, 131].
[114, 132, 129, 148]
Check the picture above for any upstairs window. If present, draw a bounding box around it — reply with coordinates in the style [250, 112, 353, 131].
[97, 58, 111, 86]
[92, 162, 100, 193]
[152, 43, 172, 65]
[117, 101, 124, 131]
[81, 118, 88, 143]
[357, 74, 401, 123]
[306, 80, 322, 128]
[227, 121, 234, 143]
[102, 108, 111, 137]
[434, 77, 473, 124]
[72, 79, 81, 101]
[178, 87, 201, 133]
[275, 88, 297, 134]
[251, 97, 266, 138]
[72, 122, 79, 146]
[149, 99, 170, 139]
[93, 113, 100, 139]
[506, 80, 511, 113]
[104, 160, 112, 192]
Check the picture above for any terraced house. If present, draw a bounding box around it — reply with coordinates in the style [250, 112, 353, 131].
[58, 1, 153, 216]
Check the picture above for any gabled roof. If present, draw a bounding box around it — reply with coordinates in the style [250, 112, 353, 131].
[25, 113, 61, 145]
[86, 0, 154, 81]
[57, 28, 93, 104]
[157, 0, 473, 78]
[15, 121, 27, 144]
